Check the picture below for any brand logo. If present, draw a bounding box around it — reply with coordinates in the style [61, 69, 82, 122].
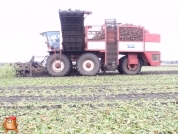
[2, 116, 18, 133]
[127, 44, 135, 48]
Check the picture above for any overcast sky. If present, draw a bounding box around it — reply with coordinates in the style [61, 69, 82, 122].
[0, 0, 178, 62]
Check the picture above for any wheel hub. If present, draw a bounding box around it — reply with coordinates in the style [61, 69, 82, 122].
[82, 60, 94, 72]
[128, 64, 137, 71]
[55, 63, 61, 68]
[86, 63, 91, 68]
[52, 60, 65, 73]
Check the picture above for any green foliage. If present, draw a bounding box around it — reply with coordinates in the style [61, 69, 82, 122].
[0, 100, 177, 133]
[0, 64, 15, 78]
[0, 66, 178, 133]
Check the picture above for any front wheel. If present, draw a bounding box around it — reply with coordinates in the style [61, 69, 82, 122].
[76, 53, 101, 76]
[46, 54, 71, 76]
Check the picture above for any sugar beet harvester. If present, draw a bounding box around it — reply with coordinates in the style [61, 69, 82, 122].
[14, 9, 161, 77]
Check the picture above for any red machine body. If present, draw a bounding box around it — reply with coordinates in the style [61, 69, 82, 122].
[40, 9, 161, 76]
[84, 24, 160, 66]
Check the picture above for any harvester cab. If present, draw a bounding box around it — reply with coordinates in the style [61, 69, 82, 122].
[40, 31, 60, 51]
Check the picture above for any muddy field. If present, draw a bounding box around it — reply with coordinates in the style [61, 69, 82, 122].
[0, 92, 178, 103]
[0, 83, 178, 103]
[0, 68, 178, 103]
[0, 66, 178, 133]
[27, 69, 178, 77]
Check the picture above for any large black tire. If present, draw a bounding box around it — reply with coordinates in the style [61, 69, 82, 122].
[46, 54, 71, 76]
[77, 53, 101, 76]
[138, 66, 142, 74]
[118, 56, 125, 74]
[138, 58, 143, 74]
[119, 56, 142, 75]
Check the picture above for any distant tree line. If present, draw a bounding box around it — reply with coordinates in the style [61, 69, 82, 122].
[161, 60, 178, 64]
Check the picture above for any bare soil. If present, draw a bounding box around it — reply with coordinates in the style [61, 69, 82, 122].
[0, 92, 177, 103]
[28, 70, 178, 77]
[1, 70, 177, 108]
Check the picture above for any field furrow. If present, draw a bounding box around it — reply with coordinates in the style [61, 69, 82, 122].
[0, 92, 178, 102]
[27, 70, 178, 78]
[1, 81, 178, 90]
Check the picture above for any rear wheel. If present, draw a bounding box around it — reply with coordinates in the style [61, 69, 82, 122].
[119, 56, 141, 75]
[46, 54, 71, 76]
[138, 58, 143, 74]
[138, 66, 142, 74]
[118, 56, 125, 74]
[77, 53, 101, 76]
